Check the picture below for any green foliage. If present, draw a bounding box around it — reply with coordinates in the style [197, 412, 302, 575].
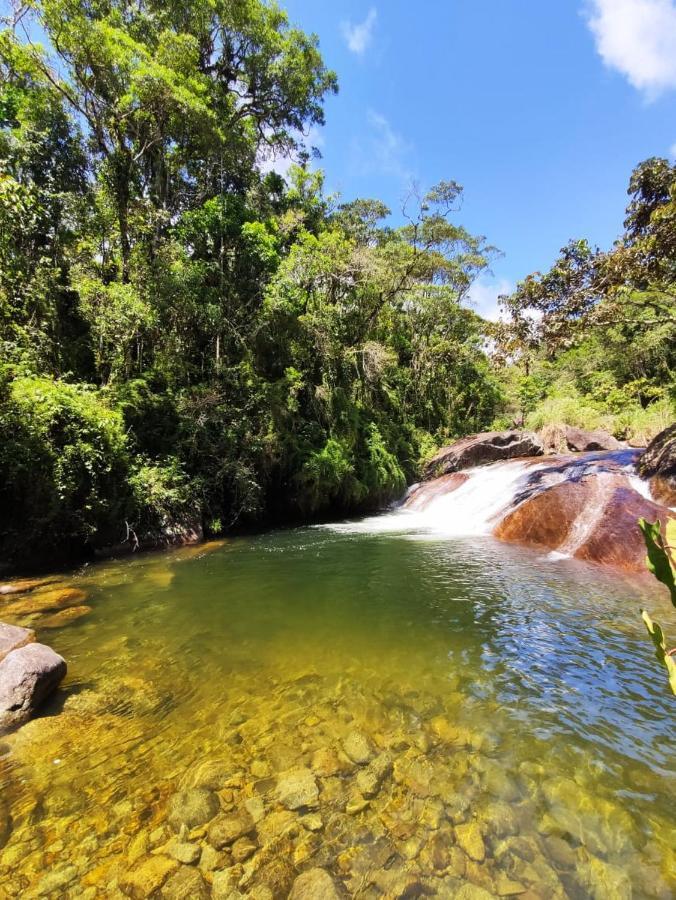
[638, 518, 676, 696]
[0, 372, 130, 559]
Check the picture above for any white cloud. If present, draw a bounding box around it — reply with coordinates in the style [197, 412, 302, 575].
[466, 276, 514, 322]
[586, 0, 676, 98]
[350, 110, 413, 182]
[341, 8, 377, 55]
[258, 125, 325, 178]
[670, 141, 676, 158]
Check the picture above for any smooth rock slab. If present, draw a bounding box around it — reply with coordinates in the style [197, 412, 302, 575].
[0, 623, 35, 663]
[0, 642, 66, 733]
[289, 867, 343, 899]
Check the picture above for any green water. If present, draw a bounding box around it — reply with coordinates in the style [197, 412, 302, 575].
[0, 527, 675, 898]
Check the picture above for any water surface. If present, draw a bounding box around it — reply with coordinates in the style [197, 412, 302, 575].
[1, 527, 674, 898]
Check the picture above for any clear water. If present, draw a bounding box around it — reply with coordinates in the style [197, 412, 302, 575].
[0, 527, 674, 898]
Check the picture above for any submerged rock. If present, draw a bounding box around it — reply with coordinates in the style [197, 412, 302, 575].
[289, 867, 342, 899]
[160, 865, 209, 899]
[167, 788, 220, 831]
[424, 430, 543, 478]
[276, 767, 319, 810]
[120, 855, 178, 898]
[342, 730, 373, 765]
[454, 821, 486, 862]
[207, 810, 255, 848]
[0, 642, 66, 733]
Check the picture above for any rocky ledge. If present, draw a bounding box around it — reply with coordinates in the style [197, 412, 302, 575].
[0, 623, 66, 734]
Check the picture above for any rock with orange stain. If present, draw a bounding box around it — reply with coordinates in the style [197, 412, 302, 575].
[37, 605, 92, 629]
[404, 473, 470, 511]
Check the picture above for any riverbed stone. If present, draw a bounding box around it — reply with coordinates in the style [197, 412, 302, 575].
[167, 840, 201, 865]
[208, 810, 255, 848]
[231, 835, 257, 862]
[424, 430, 543, 478]
[455, 821, 486, 862]
[275, 767, 319, 810]
[120, 855, 178, 899]
[289, 867, 342, 899]
[37, 605, 92, 628]
[356, 752, 392, 798]
[342, 730, 373, 765]
[167, 787, 220, 831]
[311, 747, 342, 777]
[0, 642, 66, 733]
[0, 624, 35, 662]
[160, 864, 209, 899]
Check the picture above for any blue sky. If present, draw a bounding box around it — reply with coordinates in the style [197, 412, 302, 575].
[279, 0, 676, 318]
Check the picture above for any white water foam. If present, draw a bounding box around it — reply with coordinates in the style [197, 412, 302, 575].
[321, 460, 546, 538]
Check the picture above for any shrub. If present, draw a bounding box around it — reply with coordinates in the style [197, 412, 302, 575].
[0, 373, 130, 560]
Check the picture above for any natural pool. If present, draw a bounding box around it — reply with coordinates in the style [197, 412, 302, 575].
[0, 525, 674, 898]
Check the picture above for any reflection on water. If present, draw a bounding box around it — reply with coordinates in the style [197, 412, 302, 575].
[0, 530, 674, 898]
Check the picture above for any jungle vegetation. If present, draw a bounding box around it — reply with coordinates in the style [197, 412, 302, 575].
[0, 1, 674, 564]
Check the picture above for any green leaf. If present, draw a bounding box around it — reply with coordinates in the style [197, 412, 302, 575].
[638, 518, 676, 607]
[642, 609, 676, 696]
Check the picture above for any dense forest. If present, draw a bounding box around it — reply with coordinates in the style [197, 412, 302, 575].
[0, 0, 674, 566]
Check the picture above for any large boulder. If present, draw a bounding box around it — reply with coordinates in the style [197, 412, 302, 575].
[564, 427, 621, 452]
[424, 431, 543, 479]
[637, 424, 676, 481]
[0, 642, 66, 733]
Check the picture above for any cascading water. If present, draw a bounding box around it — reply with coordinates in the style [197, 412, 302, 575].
[321, 449, 672, 570]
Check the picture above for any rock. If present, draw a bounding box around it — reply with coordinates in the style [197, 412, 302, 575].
[577, 853, 632, 900]
[0, 797, 12, 850]
[311, 747, 342, 777]
[649, 475, 676, 506]
[495, 873, 527, 896]
[36, 605, 92, 628]
[231, 835, 257, 862]
[0, 623, 35, 662]
[424, 430, 543, 478]
[637, 423, 676, 481]
[0, 577, 55, 595]
[211, 869, 242, 899]
[275, 767, 319, 810]
[207, 811, 255, 848]
[342, 730, 373, 765]
[356, 753, 392, 798]
[300, 813, 323, 832]
[289, 867, 342, 900]
[564, 427, 621, 452]
[345, 795, 370, 815]
[160, 865, 209, 899]
[453, 885, 495, 900]
[120, 855, 178, 899]
[455, 821, 485, 862]
[0, 642, 66, 733]
[167, 841, 201, 865]
[167, 788, 220, 831]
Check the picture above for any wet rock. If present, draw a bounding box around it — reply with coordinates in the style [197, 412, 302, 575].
[453, 886, 495, 900]
[275, 767, 319, 810]
[495, 872, 527, 896]
[37, 605, 92, 628]
[577, 855, 632, 900]
[311, 747, 342, 777]
[254, 858, 296, 897]
[256, 809, 298, 845]
[0, 577, 56, 595]
[424, 430, 543, 478]
[455, 821, 486, 862]
[564, 427, 621, 452]
[342, 730, 373, 765]
[211, 869, 240, 900]
[167, 840, 201, 865]
[127, 831, 150, 865]
[231, 835, 257, 862]
[300, 813, 323, 832]
[0, 623, 35, 662]
[160, 865, 209, 899]
[198, 844, 227, 873]
[208, 810, 255, 848]
[180, 759, 233, 791]
[480, 800, 518, 838]
[244, 796, 265, 825]
[120, 855, 178, 899]
[356, 753, 392, 798]
[0, 642, 66, 733]
[637, 423, 676, 484]
[288, 867, 342, 899]
[34, 864, 78, 895]
[345, 794, 370, 815]
[167, 787, 219, 832]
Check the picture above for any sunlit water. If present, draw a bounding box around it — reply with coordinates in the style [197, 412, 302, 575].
[1, 527, 674, 898]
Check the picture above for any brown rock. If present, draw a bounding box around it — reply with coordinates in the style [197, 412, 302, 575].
[0, 623, 35, 662]
[160, 865, 209, 899]
[275, 767, 319, 810]
[424, 431, 543, 479]
[0, 577, 56, 596]
[289, 867, 342, 900]
[564, 427, 621, 452]
[404, 473, 470, 511]
[207, 810, 255, 848]
[637, 423, 676, 481]
[650, 475, 676, 506]
[120, 855, 178, 898]
[37, 605, 92, 628]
